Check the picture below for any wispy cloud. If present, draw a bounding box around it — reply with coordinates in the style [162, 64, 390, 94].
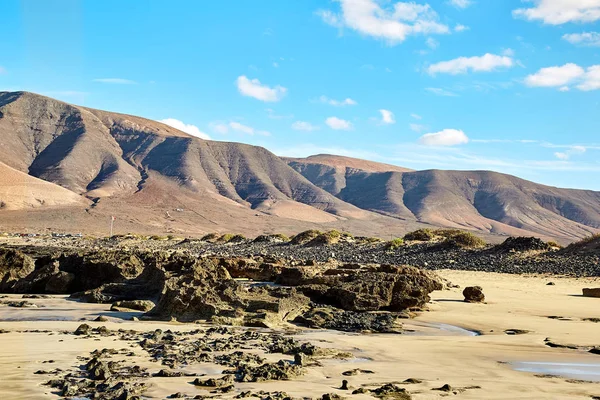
[236, 75, 287, 102]
[265, 108, 293, 119]
[317, 0, 450, 45]
[419, 129, 469, 146]
[159, 118, 210, 140]
[93, 78, 137, 84]
[410, 123, 426, 132]
[513, 0, 600, 25]
[209, 120, 271, 136]
[563, 32, 600, 47]
[428, 53, 514, 75]
[425, 87, 459, 97]
[325, 116, 353, 130]
[292, 121, 320, 131]
[318, 95, 357, 106]
[229, 121, 271, 136]
[378, 109, 396, 125]
[448, 0, 472, 9]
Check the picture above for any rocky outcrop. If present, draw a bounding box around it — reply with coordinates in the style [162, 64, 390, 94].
[0, 249, 35, 291]
[0, 245, 444, 332]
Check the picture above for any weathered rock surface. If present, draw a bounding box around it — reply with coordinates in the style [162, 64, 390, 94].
[463, 286, 485, 303]
[583, 288, 600, 298]
[0, 246, 445, 332]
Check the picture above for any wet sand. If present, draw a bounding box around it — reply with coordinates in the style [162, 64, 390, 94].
[1, 270, 600, 399]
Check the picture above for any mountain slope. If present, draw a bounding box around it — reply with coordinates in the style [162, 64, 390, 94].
[0, 91, 368, 227]
[1, 91, 599, 242]
[286, 157, 600, 241]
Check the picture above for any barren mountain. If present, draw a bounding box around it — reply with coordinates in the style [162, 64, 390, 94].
[0, 91, 599, 243]
[287, 158, 600, 240]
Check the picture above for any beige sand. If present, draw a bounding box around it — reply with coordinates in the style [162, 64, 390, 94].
[1, 271, 600, 399]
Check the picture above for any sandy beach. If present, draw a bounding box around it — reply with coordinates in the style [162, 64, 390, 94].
[1, 270, 599, 399]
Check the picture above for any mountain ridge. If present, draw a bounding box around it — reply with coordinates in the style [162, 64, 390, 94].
[0, 91, 598, 243]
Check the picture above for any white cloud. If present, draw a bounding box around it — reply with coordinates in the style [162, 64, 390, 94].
[410, 123, 426, 132]
[427, 53, 514, 75]
[210, 122, 230, 134]
[449, 0, 472, 9]
[454, 24, 469, 32]
[379, 109, 396, 124]
[524, 63, 600, 91]
[425, 87, 459, 96]
[411, 113, 422, 120]
[229, 121, 271, 136]
[317, 0, 450, 45]
[525, 63, 585, 87]
[0, 66, 6, 74]
[93, 78, 137, 84]
[555, 145, 587, 160]
[325, 116, 353, 130]
[319, 95, 358, 106]
[273, 62, 279, 68]
[578, 65, 600, 91]
[236, 75, 287, 102]
[513, 0, 600, 25]
[159, 118, 210, 140]
[426, 37, 439, 49]
[559, 86, 570, 92]
[292, 121, 320, 131]
[419, 129, 469, 146]
[563, 32, 600, 46]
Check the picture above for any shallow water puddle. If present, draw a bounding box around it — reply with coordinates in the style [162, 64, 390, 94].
[512, 361, 600, 381]
[404, 321, 480, 336]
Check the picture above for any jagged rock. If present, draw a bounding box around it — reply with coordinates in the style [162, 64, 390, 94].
[494, 237, 550, 252]
[298, 264, 443, 312]
[193, 374, 234, 387]
[74, 324, 91, 336]
[0, 249, 35, 291]
[227, 360, 303, 382]
[463, 286, 485, 303]
[111, 300, 155, 312]
[294, 307, 403, 333]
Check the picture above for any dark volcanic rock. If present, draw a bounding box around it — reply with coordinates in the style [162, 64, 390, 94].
[493, 237, 550, 253]
[463, 286, 485, 303]
[583, 288, 600, 298]
[294, 307, 403, 333]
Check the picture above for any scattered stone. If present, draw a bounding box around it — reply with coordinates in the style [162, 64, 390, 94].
[227, 360, 303, 382]
[94, 315, 108, 322]
[193, 374, 234, 387]
[504, 329, 530, 335]
[433, 384, 453, 392]
[342, 368, 375, 376]
[74, 324, 91, 336]
[340, 379, 349, 390]
[463, 286, 485, 303]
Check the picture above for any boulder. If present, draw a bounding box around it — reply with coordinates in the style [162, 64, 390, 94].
[583, 288, 600, 298]
[463, 286, 485, 303]
[111, 300, 155, 312]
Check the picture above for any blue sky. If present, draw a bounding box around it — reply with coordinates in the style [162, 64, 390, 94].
[1, 0, 600, 189]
